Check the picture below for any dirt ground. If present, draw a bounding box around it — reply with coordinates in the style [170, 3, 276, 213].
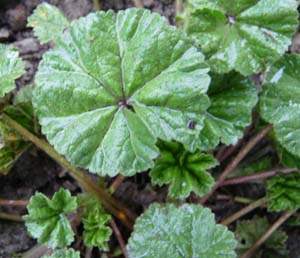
[0, 0, 300, 258]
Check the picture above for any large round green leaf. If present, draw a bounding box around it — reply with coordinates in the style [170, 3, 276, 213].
[260, 54, 300, 157]
[178, 0, 298, 76]
[33, 8, 211, 176]
[127, 203, 237, 258]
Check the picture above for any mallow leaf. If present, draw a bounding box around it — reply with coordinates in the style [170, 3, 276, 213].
[150, 141, 218, 199]
[178, 0, 298, 76]
[23, 188, 78, 249]
[41, 248, 80, 258]
[199, 73, 258, 150]
[267, 173, 300, 211]
[28, 3, 69, 44]
[79, 194, 112, 250]
[0, 44, 24, 97]
[236, 216, 288, 258]
[260, 54, 300, 157]
[127, 203, 237, 258]
[33, 8, 211, 177]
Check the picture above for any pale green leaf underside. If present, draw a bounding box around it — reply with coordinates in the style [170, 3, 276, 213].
[199, 73, 258, 150]
[267, 173, 300, 211]
[42, 249, 80, 258]
[0, 44, 24, 97]
[24, 188, 77, 249]
[260, 54, 300, 157]
[180, 0, 298, 76]
[236, 216, 288, 258]
[150, 141, 218, 199]
[127, 203, 237, 258]
[28, 3, 69, 43]
[33, 8, 211, 177]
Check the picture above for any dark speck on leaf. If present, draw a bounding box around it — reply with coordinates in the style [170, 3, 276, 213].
[187, 120, 196, 130]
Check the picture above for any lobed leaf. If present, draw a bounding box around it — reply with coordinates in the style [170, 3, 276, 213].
[199, 72, 258, 150]
[179, 0, 298, 76]
[27, 3, 69, 43]
[267, 172, 300, 211]
[41, 248, 80, 258]
[23, 188, 77, 249]
[236, 216, 288, 258]
[150, 141, 218, 199]
[127, 203, 237, 258]
[0, 44, 24, 97]
[260, 54, 300, 157]
[79, 194, 112, 250]
[33, 8, 211, 177]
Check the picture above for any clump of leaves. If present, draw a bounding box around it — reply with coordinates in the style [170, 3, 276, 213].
[178, 0, 298, 76]
[23, 188, 78, 249]
[150, 141, 218, 199]
[127, 203, 237, 258]
[236, 216, 289, 258]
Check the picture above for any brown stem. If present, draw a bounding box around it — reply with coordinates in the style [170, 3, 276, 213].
[2, 114, 136, 229]
[200, 125, 273, 204]
[132, 0, 144, 8]
[220, 168, 297, 186]
[215, 195, 254, 204]
[0, 212, 23, 222]
[22, 244, 49, 258]
[110, 219, 128, 258]
[221, 197, 267, 226]
[241, 209, 296, 258]
[109, 175, 125, 194]
[93, 0, 100, 10]
[0, 198, 28, 206]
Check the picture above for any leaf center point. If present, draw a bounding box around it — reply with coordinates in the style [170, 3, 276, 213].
[226, 14, 235, 25]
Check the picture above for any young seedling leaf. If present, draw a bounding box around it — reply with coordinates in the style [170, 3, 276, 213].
[79, 194, 112, 250]
[178, 0, 298, 76]
[150, 141, 217, 199]
[199, 73, 258, 150]
[260, 54, 300, 157]
[41, 248, 80, 258]
[23, 188, 78, 249]
[236, 216, 289, 258]
[267, 173, 300, 211]
[33, 8, 211, 177]
[0, 44, 24, 97]
[27, 3, 69, 44]
[127, 203, 237, 258]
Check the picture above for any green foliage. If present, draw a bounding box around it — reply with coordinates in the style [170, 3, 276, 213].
[150, 141, 218, 199]
[277, 144, 300, 169]
[178, 0, 298, 76]
[260, 54, 300, 158]
[267, 173, 300, 211]
[24, 188, 78, 249]
[236, 216, 289, 258]
[200, 72, 258, 150]
[0, 44, 24, 97]
[79, 194, 112, 250]
[127, 203, 237, 258]
[27, 3, 69, 43]
[32, 8, 211, 177]
[41, 248, 80, 258]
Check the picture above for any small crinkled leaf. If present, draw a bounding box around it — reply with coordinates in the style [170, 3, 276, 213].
[199, 72, 257, 150]
[41, 248, 80, 258]
[79, 194, 112, 250]
[179, 0, 298, 76]
[127, 203, 237, 258]
[150, 141, 218, 199]
[33, 8, 211, 177]
[0, 44, 24, 97]
[260, 54, 300, 157]
[27, 3, 69, 43]
[276, 143, 300, 169]
[23, 188, 77, 249]
[236, 216, 289, 258]
[267, 172, 300, 211]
